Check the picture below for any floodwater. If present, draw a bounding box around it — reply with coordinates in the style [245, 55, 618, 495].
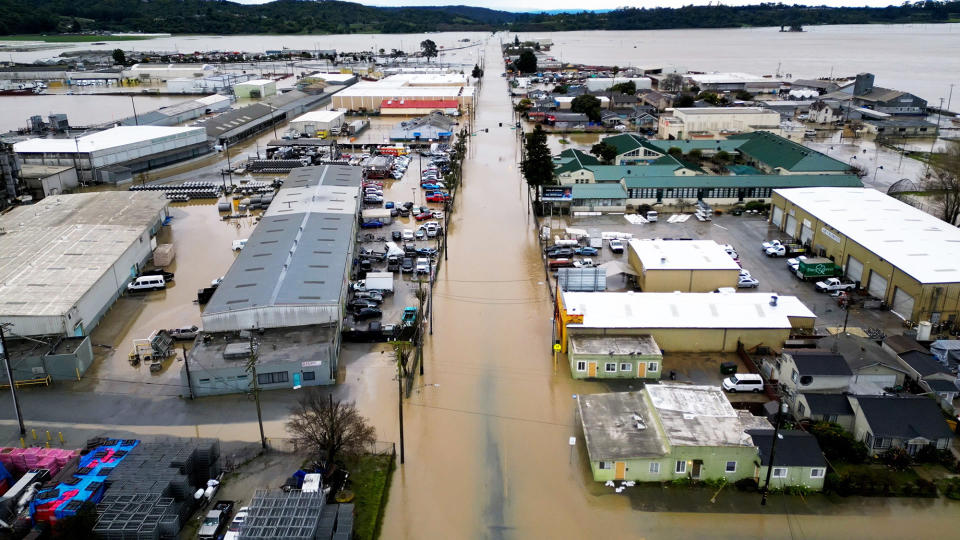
[0, 93, 189, 132]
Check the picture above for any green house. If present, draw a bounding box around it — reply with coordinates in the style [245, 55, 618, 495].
[577, 385, 771, 483]
[568, 335, 663, 380]
[748, 430, 827, 491]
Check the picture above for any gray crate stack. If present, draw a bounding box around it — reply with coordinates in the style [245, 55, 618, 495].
[238, 489, 326, 539]
[91, 438, 221, 540]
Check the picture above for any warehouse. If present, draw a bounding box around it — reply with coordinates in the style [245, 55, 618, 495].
[166, 73, 255, 94]
[117, 94, 232, 127]
[289, 110, 345, 137]
[381, 99, 459, 116]
[627, 239, 741, 292]
[19, 164, 78, 199]
[331, 74, 474, 112]
[770, 187, 960, 323]
[234, 79, 277, 99]
[186, 165, 362, 395]
[658, 107, 783, 140]
[0, 191, 169, 337]
[556, 291, 816, 353]
[13, 126, 209, 183]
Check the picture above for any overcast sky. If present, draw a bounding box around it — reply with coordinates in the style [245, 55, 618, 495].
[232, 1, 901, 10]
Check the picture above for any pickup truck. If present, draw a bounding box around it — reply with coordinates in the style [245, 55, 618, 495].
[765, 243, 804, 258]
[815, 277, 857, 293]
[761, 239, 783, 252]
[198, 500, 234, 539]
[573, 258, 595, 268]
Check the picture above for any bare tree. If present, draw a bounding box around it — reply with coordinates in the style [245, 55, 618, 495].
[661, 73, 683, 92]
[286, 392, 376, 463]
[923, 142, 960, 226]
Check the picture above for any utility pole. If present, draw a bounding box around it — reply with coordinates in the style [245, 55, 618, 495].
[0, 324, 26, 436]
[925, 97, 945, 175]
[761, 402, 788, 506]
[246, 332, 268, 450]
[948, 83, 955, 112]
[182, 345, 195, 400]
[397, 361, 405, 464]
[130, 95, 139, 126]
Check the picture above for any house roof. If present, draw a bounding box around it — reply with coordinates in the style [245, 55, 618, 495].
[554, 148, 600, 175]
[577, 390, 668, 461]
[603, 132, 664, 156]
[727, 131, 850, 172]
[801, 393, 854, 417]
[749, 430, 826, 468]
[629, 239, 741, 272]
[884, 335, 929, 355]
[586, 164, 684, 181]
[828, 334, 909, 375]
[623, 174, 861, 190]
[789, 351, 854, 377]
[924, 379, 959, 393]
[898, 350, 951, 377]
[853, 396, 953, 441]
[646, 384, 771, 448]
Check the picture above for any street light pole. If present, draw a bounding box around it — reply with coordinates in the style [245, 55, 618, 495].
[397, 363, 405, 464]
[0, 324, 26, 436]
[246, 333, 268, 450]
[761, 402, 789, 506]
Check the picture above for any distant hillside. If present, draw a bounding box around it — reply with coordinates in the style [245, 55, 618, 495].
[0, 0, 956, 37]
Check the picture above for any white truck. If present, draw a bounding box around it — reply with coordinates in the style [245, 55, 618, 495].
[815, 277, 857, 293]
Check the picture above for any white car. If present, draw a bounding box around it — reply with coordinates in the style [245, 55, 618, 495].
[738, 276, 760, 288]
[786, 256, 807, 273]
[232, 239, 248, 251]
[415, 257, 430, 274]
[223, 506, 248, 540]
[738, 269, 751, 279]
[402, 229, 414, 241]
[609, 239, 625, 253]
[761, 239, 782, 252]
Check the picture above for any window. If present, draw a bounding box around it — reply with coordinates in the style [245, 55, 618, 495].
[936, 439, 948, 450]
[872, 436, 890, 450]
[576, 361, 587, 372]
[675, 460, 686, 474]
[791, 369, 799, 384]
[772, 468, 788, 478]
[797, 402, 806, 417]
[599, 461, 612, 470]
[620, 362, 632, 372]
[647, 362, 659, 372]
[236, 374, 248, 380]
[302, 371, 316, 381]
[810, 468, 825, 479]
[725, 461, 737, 473]
[199, 378, 210, 383]
[605, 362, 617, 373]
[257, 371, 289, 385]
[649, 462, 660, 474]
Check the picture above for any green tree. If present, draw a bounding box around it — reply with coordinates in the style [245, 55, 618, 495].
[715, 150, 732, 163]
[687, 149, 703, 162]
[70, 18, 81, 32]
[420, 39, 438, 62]
[514, 97, 533, 114]
[922, 141, 960, 226]
[515, 49, 537, 74]
[553, 83, 569, 95]
[521, 125, 554, 207]
[112, 48, 126, 65]
[674, 94, 695, 107]
[514, 35, 520, 46]
[667, 147, 682, 157]
[471, 64, 483, 78]
[734, 90, 754, 101]
[697, 91, 724, 105]
[590, 142, 618, 164]
[810, 422, 868, 464]
[610, 81, 636, 95]
[571, 94, 602, 123]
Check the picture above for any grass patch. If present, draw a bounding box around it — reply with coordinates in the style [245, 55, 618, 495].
[346, 453, 395, 540]
[0, 34, 154, 42]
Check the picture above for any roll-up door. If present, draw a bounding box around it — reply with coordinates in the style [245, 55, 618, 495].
[785, 215, 798, 239]
[867, 270, 888, 300]
[891, 287, 916, 320]
[800, 224, 814, 246]
[771, 206, 784, 228]
[845, 256, 864, 284]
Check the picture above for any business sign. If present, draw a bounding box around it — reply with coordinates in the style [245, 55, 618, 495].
[301, 360, 323, 368]
[542, 187, 573, 202]
[821, 227, 842, 244]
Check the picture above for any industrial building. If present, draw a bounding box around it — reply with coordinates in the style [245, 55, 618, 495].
[185, 165, 362, 396]
[289, 110, 346, 137]
[381, 99, 459, 116]
[770, 187, 960, 323]
[13, 126, 209, 183]
[234, 78, 277, 99]
[19, 164, 78, 199]
[389, 112, 457, 142]
[0, 191, 169, 337]
[117, 94, 232, 127]
[683, 72, 783, 94]
[627, 239, 741, 292]
[123, 63, 219, 81]
[658, 107, 784, 140]
[332, 73, 474, 112]
[166, 73, 255, 94]
[577, 385, 780, 484]
[555, 291, 816, 354]
[821, 73, 927, 116]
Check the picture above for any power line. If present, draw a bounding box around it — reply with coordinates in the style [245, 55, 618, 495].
[406, 401, 573, 429]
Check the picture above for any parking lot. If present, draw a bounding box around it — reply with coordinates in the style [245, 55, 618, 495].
[545, 211, 907, 337]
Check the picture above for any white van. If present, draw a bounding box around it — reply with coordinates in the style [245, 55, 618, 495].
[646, 210, 658, 222]
[127, 275, 166, 293]
[721, 373, 764, 393]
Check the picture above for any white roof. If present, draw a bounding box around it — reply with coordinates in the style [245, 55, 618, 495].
[196, 94, 231, 106]
[336, 84, 473, 99]
[561, 291, 815, 329]
[307, 72, 356, 83]
[629, 239, 741, 271]
[673, 107, 776, 116]
[687, 72, 782, 84]
[236, 79, 274, 87]
[646, 384, 772, 447]
[774, 187, 960, 284]
[12, 126, 204, 154]
[292, 110, 345, 123]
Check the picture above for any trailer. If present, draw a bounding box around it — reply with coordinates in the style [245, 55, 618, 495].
[129, 329, 175, 365]
[795, 257, 842, 281]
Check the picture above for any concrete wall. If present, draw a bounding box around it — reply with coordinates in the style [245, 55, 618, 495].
[635, 267, 739, 293]
[1, 336, 93, 382]
[771, 192, 960, 323]
[569, 352, 662, 380]
[589, 445, 757, 483]
[183, 358, 333, 397]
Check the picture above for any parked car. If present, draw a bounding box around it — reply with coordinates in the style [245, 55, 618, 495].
[761, 239, 783, 252]
[547, 248, 574, 258]
[401, 307, 418, 326]
[392, 230, 403, 241]
[231, 239, 248, 251]
[415, 257, 430, 274]
[354, 291, 384, 303]
[415, 228, 426, 240]
[737, 276, 760, 288]
[385, 201, 395, 209]
[815, 277, 857, 293]
[722, 373, 764, 393]
[400, 257, 414, 273]
[348, 299, 378, 311]
[361, 220, 384, 228]
[223, 507, 248, 540]
[363, 195, 383, 204]
[127, 275, 166, 293]
[548, 258, 575, 269]
[387, 255, 401, 272]
[398, 207, 410, 217]
[415, 247, 438, 257]
[354, 307, 382, 320]
[609, 239, 624, 253]
[415, 211, 432, 221]
[575, 247, 598, 256]
[402, 201, 415, 209]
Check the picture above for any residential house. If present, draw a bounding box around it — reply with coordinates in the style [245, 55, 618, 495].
[849, 395, 953, 456]
[795, 393, 855, 431]
[769, 350, 854, 393]
[568, 335, 663, 380]
[748, 430, 827, 491]
[638, 90, 674, 111]
[894, 349, 959, 410]
[545, 112, 591, 129]
[831, 333, 910, 389]
[554, 148, 602, 184]
[821, 73, 927, 115]
[808, 100, 842, 124]
[577, 385, 772, 483]
[863, 118, 939, 139]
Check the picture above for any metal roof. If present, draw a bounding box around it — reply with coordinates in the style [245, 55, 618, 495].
[0, 192, 168, 319]
[202, 165, 361, 332]
[629, 239, 741, 271]
[774, 187, 960, 284]
[198, 103, 275, 138]
[291, 110, 345, 123]
[728, 131, 850, 172]
[571, 183, 627, 199]
[12, 126, 205, 154]
[623, 174, 861, 190]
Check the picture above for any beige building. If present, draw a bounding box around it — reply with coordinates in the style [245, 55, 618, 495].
[770, 188, 960, 323]
[658, 107, 783, 140]
[555, 291, 816, 354]
[627, 239, 740, 292]
[331, 73, 474, 112]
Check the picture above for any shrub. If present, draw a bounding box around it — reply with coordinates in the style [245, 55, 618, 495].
[879, 448, 912, 471]
[734, 478, 758, 492]
[809, 422, 868, 464]
[743, 200, 770, 212]
[942, 478, 960, 500]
